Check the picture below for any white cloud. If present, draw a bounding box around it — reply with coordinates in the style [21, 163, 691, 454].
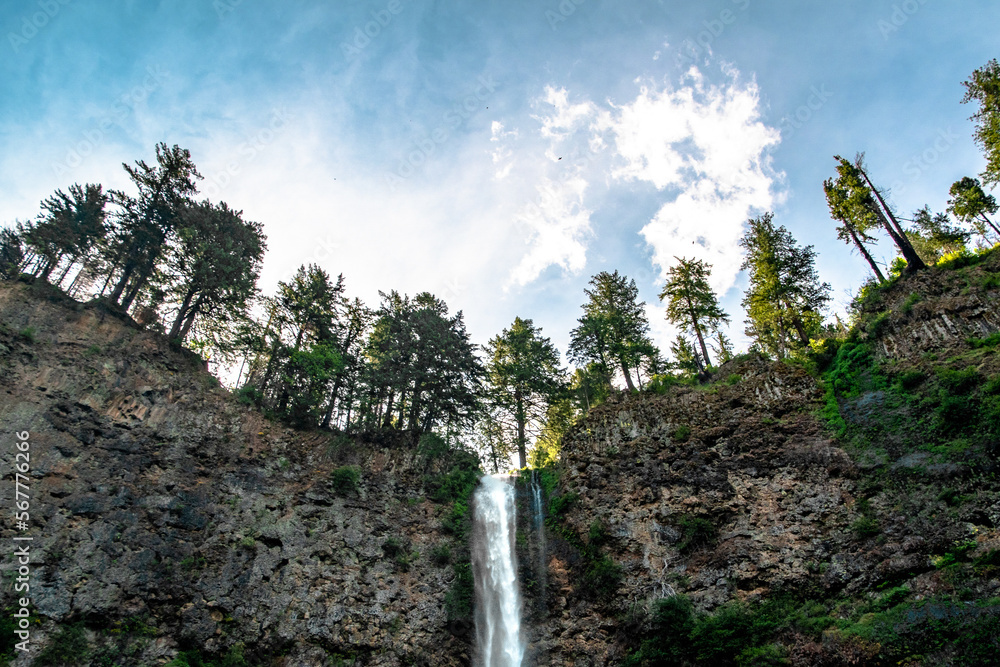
[506, 174, 592, 289]
[606, 67, 783, 294]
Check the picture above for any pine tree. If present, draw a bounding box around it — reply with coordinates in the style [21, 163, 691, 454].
[162, 201, 266, 346]
[569, 270, 658, 391]
[0, 225, 25, 279]
[962, 59, 1000, 187]
[103, 143, 202, 311]
[828, 155, 925, 274]
[948, 177, 1000, 241]
[824, 169, 886, 283]
[739, 213, 831, 358]
[659, 257, 729, 368]
[907, 206, 969, 264]
[484, 317, 565, 469]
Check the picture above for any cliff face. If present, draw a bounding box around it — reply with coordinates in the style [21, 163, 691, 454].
[2, 249, 998, 667]
[0, 281, 472, 667]
[527, 251, 1000, 666]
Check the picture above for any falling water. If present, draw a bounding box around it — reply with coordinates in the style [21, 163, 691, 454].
[472, 475, 524, 667]
[529, 470, 547, 608]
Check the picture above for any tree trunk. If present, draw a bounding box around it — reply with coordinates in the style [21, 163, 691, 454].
[169, 289, 196, 339]
[177, 296, 204, 341]
[620, 361, 636, 391]
[857, 166, 926, 271]
[693, 322, 712, 369]
[848, 226, 887, 282]
[382, 390, 395, 429]
[981, 213, 1000, 239]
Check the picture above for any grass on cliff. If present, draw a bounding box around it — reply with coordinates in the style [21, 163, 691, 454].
[622, 592, 1000, 667]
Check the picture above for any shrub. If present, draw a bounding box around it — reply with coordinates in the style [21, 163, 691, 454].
[850, 515, 880, 539]
[430, 544, 451, 566]
[18, 326, 35, 343]
[677, 514, 716, 553]
[582, 554, 622, 602]
[234, 385, 263, 407]
[330, 466, 360, 495]
[673, 424, 691, 442]
[938, 366, 980, 394]
[901, 292, 922, 314]
[896, 369, 925, 390]
[35, 624, 89, 666]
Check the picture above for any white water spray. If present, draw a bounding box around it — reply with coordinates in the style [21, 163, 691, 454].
[472, 475, 524, 667]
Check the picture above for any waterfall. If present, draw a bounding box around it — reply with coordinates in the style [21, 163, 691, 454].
[472, 475, 524, 667]
[529, 470, 546, 608]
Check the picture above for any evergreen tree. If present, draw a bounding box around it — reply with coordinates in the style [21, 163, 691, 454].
[828, 155, 925, 274]
[23, 184, 109, 284]
[568, 270, 658, 391]
[907, 206, 969, 264]
[948, 177, 1000, 241]
[670, 334, 701, 374]
[484, 317, 565, 469]
[0, 225, 25, 279]
[659, 257, 729, 368]
[824, 168, 886, 283]
[103, 143, 202, 311]
[962, 59, 1000, 188]
[162, 201, 266, 346]
[739, 213, 831, 358]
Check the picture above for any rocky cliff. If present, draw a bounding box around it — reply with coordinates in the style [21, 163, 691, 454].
[527, 250, 1000, 666]
[1, 247, 999, 667]
[0, 281, 475, 667]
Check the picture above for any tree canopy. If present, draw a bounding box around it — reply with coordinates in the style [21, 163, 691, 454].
[659, 257, 729, 369]
[962, 59, 1000, 188]
[740, 213, 831, 358]
[569, 270, 658, 391]
[483, 317, 565, 469]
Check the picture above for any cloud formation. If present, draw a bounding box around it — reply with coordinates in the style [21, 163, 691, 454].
[607, 68, 783, 294]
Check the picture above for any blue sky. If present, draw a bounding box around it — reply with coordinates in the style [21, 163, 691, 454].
[2, 0, 997, 363]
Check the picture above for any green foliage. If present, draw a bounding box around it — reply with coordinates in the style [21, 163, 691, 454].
[672, 424, 691, 443]
[548, 492, 577, 520]
[582, 554, 623, 602]
[382, 536, 417, 572]
[18, 326, 35, 343]
[850, 515, 880, 539]
[739, 212, 831, 358]
[659, 257, 730, 368]
[726, 373, 742, 385]
[969, 332, 1000, 349]
[35, 624, 89, 666]
[430, 543, 451, 566]
[483, 316, 566, 469]
[445, 560, 474, 624]
[234, 385, 264, 407]
[329, 466, 360, 495]
[569, 270, 659, 392]
[963, 58, 1000, 187]
[165, 643, 247, 667]
[901, 291, 921, 313]
[676, 514, 716, 554]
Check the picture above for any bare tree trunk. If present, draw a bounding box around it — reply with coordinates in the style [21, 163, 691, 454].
[848, 226, 887, 282]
